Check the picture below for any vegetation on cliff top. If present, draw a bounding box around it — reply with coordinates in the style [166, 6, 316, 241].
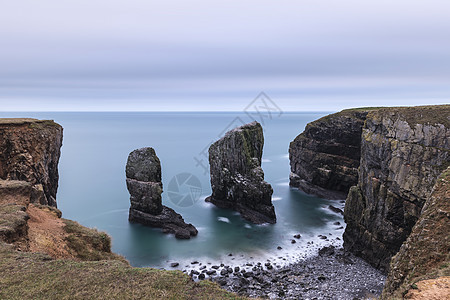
[367, 105, 450, 127]
[0, 242, 245, 300]
[0, 205, 244, 300]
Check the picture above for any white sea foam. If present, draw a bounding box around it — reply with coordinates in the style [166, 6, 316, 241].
[217, 217, 230, 223]
[262, 159, 272, 163]
[172, 221, 346, 280]
[244, 224, 252, 229]
[271, 196, 282, 201]
[276, 182, 290, 186]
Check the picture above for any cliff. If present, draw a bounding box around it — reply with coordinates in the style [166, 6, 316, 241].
[381, 167, 450, 299]
[343, 105, 450, 271]
[0, 118, 63, 207]
[289, 108, 376, 199]
[206, 121, 276, 224]
[126, 147, 198, 239]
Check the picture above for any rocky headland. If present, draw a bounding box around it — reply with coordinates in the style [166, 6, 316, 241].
[289, 105, 450, 298]
[126, 147, 198, 239]
[0, 118, 63, 207]
[206, 121, 276, 224]
[289, 108, 376, 200]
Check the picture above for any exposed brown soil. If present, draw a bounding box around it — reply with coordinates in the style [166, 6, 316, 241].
[27, 204, 72, 259]
[405, 277, 450, 300]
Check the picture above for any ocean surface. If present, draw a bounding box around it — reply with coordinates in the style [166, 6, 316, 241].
[0, 111, 346, 269]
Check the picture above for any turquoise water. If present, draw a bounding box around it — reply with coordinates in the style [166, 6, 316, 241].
[0, 112, 345, 268]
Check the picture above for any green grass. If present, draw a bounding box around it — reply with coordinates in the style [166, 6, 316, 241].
[368, 105, 450, 127]
[0, 204, 28, 242]
[62, 219, 125, 262]
[0, 242, 245, 300]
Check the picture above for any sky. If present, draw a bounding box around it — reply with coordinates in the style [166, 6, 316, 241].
[0, 0, 449, 111]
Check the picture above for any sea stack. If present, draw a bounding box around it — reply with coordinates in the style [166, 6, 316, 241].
[126, 147, 198, 239]
[206, 121, 276, 224]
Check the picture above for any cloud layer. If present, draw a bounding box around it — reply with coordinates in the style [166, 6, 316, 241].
[1, 0, 449, 111]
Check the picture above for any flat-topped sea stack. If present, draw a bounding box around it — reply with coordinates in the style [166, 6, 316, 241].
[206, 121, 276, 224]
[126, 147, 198, 239]
[0, 118, 63, 207]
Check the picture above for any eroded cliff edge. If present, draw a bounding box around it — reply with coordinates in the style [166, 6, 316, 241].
[343, 106, 450, 271]
[0, 118, 63, 207]
[289, 108, 375, 199]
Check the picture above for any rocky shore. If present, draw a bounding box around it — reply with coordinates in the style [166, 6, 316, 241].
[176, 246, 385, 300]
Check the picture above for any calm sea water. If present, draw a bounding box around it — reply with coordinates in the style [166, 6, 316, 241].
[0, 112, 345, 268]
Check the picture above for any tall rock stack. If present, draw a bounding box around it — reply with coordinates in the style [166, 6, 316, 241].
[206, 121, 276, 224]
[126, 147, 198, 239]
[0, 118, 63, 207]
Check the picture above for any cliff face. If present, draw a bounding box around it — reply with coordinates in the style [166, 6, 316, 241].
[343, 106, 450, 271]
[0, 119, 63, 207]
[126, 147, 198, 239]
[289, 109, 372, 199]
[381, 167, 450, 299]
[207, 121, 275, 224]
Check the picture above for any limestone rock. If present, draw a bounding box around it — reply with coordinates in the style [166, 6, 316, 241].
[126, 147, 197, 239]
[206, 121, 275, 224]
[0, 118, 63, 207]
[289, 109, 374, 199]
[343, 105, 450, 271]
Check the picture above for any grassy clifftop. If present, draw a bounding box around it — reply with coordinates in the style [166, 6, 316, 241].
[0, 241, 243, 300]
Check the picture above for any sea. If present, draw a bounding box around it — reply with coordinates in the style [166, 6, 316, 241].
[0, 111, 346, 269]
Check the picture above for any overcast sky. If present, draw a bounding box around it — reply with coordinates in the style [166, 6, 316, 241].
[0, 0, 449, 111]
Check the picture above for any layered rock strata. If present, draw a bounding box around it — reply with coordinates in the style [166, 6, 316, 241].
[343, 106, 450, 271]
[206, 121, 275, 224]
[126, 147, 197, 239]
[289, 109, 373, 199]
[0, 118, 63, 207]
